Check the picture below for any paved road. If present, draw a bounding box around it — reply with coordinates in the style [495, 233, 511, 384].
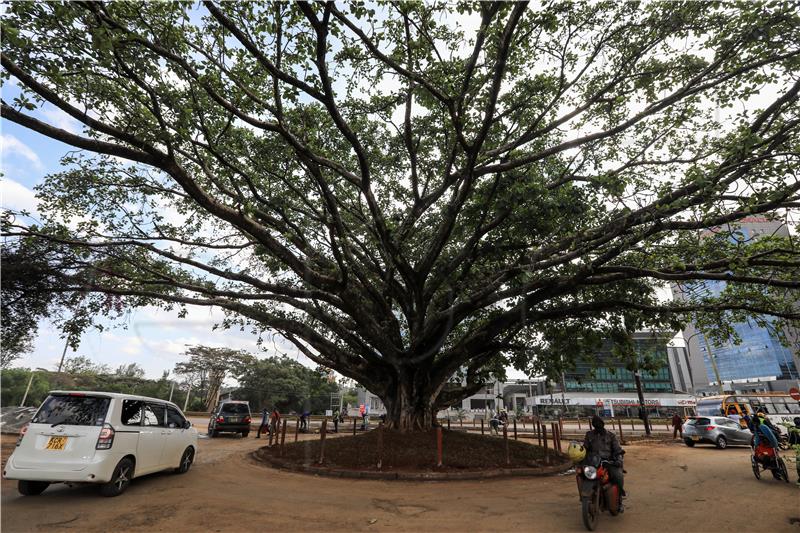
[2, 434, 798, 532]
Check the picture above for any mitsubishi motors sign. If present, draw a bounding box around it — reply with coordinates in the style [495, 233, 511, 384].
[599, 398, 662, 408]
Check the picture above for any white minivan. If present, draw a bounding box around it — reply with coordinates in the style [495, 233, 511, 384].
[3, 391, 198, 497]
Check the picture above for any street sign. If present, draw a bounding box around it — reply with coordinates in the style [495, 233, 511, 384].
[789, 387, 800, 401]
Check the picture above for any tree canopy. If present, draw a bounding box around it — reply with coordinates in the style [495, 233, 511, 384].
[2, 1, 799, 430]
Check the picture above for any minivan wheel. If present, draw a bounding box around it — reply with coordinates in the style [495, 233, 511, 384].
[684, 439, 695, 447]
[100, 458, 134, 497]
[176, 447, 194, 474]
[716, 436, 727, 449]
[18, 480, 49, 496]
[241, 430, 249, 438]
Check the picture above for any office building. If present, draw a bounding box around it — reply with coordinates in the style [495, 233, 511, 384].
[673, 217, 800, 393]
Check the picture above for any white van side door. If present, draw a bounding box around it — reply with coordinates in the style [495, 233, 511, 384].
[162, 406, 190, 467]
[137, 402, 168, 474]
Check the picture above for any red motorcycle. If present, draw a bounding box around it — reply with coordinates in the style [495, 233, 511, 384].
[576, 456, 623, 531]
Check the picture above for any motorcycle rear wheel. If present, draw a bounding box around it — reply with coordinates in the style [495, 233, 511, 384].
[581, 495, 599, 531]
[777, 458, 789, 482]
[751, 456, 761, 480]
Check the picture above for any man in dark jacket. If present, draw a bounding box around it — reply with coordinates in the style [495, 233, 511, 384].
[671, 413, 683, 439]
[583, 415, 626, 495]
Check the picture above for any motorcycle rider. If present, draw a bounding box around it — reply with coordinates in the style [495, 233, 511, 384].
[583, 415, 626, 497]
[753, 414, 781, 479]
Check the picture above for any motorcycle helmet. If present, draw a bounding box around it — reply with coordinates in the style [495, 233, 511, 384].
[567, 441, 586, 463]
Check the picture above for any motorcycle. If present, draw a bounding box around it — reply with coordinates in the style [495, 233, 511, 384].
[751, 444, 790, 482]
[576, 456, 623, 531]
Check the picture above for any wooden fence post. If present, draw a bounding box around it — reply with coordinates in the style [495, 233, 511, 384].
[513, 419, 518, 440]
[280, 419, 287, 456]
[558, 417, 564, 439]
[481, 418, 485, 435]
[577, 416, 581, 430]
[617, 418, 625, 445]
[268, 424, 274, 447]
[630, 418, 635, 431]
[447, 418, 451, 430]
[536, 419, 542, 446]
[551, 423, 557, 452]
[318, 418, 328, 465]
[542, 424, 549, 463]
[436, 426, 443, 468]
[294, 418, 300, 442]
[353, 416, 357, 436]
[377, 424, 384, 470]
[503, 423, 510, 465]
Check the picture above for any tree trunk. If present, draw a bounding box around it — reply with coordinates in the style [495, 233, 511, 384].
[633, 369, 651, 437]
[381, 379, 437, 432]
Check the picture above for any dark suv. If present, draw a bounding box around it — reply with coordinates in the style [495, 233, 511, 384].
[208, 401, 252, 437]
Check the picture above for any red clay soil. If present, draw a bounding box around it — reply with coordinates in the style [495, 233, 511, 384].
[259, 429, 558, 472]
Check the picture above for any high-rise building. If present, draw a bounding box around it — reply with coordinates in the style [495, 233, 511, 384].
[673, 217, 800, 393]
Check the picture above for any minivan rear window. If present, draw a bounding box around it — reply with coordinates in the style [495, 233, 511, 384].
[220, 403, 249, 415]
[32, 395, 110, 427]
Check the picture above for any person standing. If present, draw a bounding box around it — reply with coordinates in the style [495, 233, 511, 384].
[726, 406, 741, 426]
[672, 413, 683, 440]
[332, 408, 340, 433]
[269, 407, 281, 444]
[787, 416, 800, 486]
[256, 407, 269, 439]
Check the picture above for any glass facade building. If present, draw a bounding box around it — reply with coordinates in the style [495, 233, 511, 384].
[563, 335, 674, 394]
[681, 219, 799, 385]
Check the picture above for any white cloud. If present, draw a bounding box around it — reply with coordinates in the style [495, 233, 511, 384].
[0, 134, 44, 171]
[39, 106, 82, 135]
[0, 177, 40, 214]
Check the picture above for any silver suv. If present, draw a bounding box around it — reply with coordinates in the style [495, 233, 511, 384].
[683, 416, 752, 449]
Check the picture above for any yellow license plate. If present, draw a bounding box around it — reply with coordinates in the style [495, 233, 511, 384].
[45, 436, 68, 450]
[691, 436, 700, 441]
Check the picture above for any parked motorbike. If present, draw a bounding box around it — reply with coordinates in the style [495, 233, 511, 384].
[576, 456, 623, 531]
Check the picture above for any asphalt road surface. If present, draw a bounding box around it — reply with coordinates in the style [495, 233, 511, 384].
[2, 433, 798, 532]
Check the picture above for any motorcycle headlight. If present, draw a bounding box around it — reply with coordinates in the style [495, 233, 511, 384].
[583, 466, 597, 480]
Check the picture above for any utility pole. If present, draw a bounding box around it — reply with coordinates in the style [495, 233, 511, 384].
[168, 381, 175, 403]
[702, 334, 725, 395]
[20, 371, 35, 407]
[56, 336, 70, 373]
[183, 382, 192, 412]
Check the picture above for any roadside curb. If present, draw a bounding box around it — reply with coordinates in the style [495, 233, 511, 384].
[251, 448, 572, 481]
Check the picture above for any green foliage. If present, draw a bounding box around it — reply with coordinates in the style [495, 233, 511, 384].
[0, 366, 190, 409]
[2, 1, 800, 427]
[234, 356, 340, 414]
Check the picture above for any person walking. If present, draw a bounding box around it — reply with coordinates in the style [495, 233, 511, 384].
[269, 407, 281, 444]
[256, 407, 269, 439]
[672, 413, 683, 440]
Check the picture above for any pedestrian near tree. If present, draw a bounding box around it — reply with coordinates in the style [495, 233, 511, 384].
[671, 413, 683, 440]
[269, 407, 281, 443]
[333, 408, 340, 433]
[256, 407, 269, 439]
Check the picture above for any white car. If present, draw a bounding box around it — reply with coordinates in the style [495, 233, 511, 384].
[3, 391, 198, 497]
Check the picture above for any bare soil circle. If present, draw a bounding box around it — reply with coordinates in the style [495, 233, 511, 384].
[256, 428, 566, 476]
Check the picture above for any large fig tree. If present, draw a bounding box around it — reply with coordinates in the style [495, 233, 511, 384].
[2, 1, 799, 430]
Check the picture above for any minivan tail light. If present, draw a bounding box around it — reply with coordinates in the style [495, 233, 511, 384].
[16, 423, 29, 446]
[96, 423, 115, 449]
[243, 416, 251, 424]
[705, 426, 716, 431]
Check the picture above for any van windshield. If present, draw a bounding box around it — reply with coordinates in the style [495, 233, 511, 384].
[220, 403, 249, 415]
[32, 395, 110, 427]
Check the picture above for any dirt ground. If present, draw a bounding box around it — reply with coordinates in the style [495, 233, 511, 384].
[2, 433, 798, 532]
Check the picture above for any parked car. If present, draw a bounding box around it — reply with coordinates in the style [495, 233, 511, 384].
[207, 401, 251, 437]
[683, 416, 753, 449]
[3, 391, 198, 497]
